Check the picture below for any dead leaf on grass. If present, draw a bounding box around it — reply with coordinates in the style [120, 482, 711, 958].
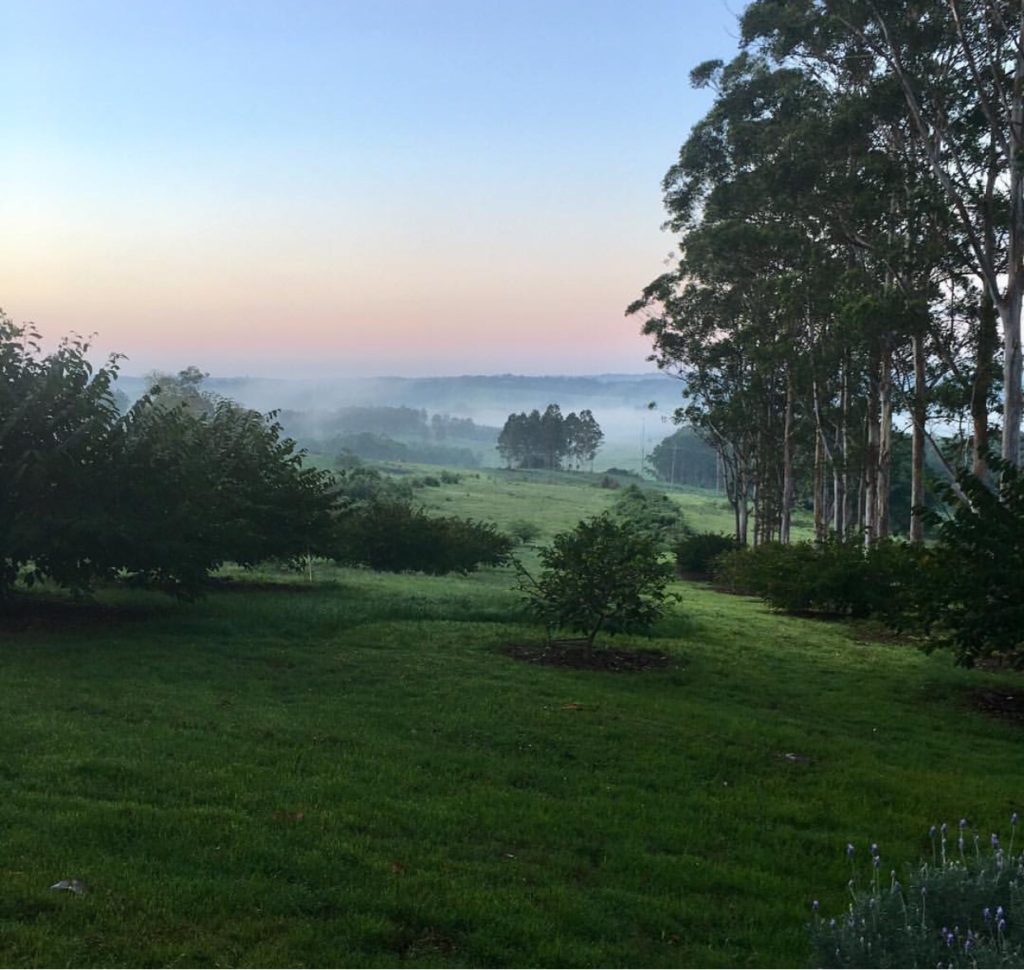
[272, 810, 305, 823]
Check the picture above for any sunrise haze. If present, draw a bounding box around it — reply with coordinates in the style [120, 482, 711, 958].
[2, 0, 737, 376]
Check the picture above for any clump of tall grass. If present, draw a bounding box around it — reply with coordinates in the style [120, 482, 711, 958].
[812, 817, 1024, 968]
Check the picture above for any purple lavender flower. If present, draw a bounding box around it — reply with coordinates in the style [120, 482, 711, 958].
[872, 855, 881, 869]
[999, 918, 1007, 933]
[1012, 811, 1019, 826]
[846, 842, 855, 858]
[941, 822, 948, 835]
[996, 905, 1005, 919]
[992, 833, 1001, 849]
[959, 818, 967, 830]
[983, 907, 991, 922]
[870, 842, 879, 857]
[812, 899, 820, 912]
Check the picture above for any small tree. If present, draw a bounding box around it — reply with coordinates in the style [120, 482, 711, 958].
[517, 513, 676, 646]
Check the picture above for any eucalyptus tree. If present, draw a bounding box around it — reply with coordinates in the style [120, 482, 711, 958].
[744, 0, 1024, 467]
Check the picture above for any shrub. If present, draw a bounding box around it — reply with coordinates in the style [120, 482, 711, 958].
[439, 470, 462, 485]
[516, 512, 676, 646]
[714, 537, 928, 622]
[507, 519, 542, 545]
[334, 501, 512, 574]
[923, 458, 1024, 666]
[598, 475, 620, 489]
[811, 818, 1024, 968]
[611, 484, 689, 551]
[674, 531, 740, 576]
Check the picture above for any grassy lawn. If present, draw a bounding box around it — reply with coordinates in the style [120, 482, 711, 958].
[1, 474, 1018, 967]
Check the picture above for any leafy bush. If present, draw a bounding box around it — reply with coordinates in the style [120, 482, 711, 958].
[923, 459, 1024, 666]
[334, 501, 512, 574]
[507, 519, 542, 545]
[516, 512, 676, 645]
[714, 538, 928, 622]
[0, 316, 339, 598]
[611, 484, 689, 551]
[333, 467, 413, 504]
[439, 470, 462, 485]
[674, 531, 740, 576]
[811, 818, 1024, 968]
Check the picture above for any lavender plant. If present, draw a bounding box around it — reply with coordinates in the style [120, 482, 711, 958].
[812, 816, 1024, 968]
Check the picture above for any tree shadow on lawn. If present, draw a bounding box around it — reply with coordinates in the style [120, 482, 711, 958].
[0, 592, 163, 634]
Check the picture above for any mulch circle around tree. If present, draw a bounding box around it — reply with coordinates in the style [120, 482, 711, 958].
[971, 689, 1024, 724]
[500, 639, 670, 672]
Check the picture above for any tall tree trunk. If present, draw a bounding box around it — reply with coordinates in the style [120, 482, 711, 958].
[838, 355, 850, 539]
[1003, 35, 1024, 466]
[876, 333, 893, 539]
[813, 431, 825, 542]
[863, 345, 880, 545]
[781, 367, 794, 544]
[973, 290, 998, 477]
[910, 330, 927, 543]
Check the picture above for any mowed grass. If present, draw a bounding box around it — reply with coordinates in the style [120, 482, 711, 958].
[0, 475, 1019, 967]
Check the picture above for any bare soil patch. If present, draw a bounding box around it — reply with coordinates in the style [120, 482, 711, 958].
[500, 639, 670, 672]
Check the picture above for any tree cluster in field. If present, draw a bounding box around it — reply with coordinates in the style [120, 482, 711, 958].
[0, 318, 514, 597]
[496, 404, 603, 470]
[645, 428, 720, 490]
[628, 0, 1024, 549]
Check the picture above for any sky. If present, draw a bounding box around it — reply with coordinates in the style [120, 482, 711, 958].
[2, 0, 740, 378]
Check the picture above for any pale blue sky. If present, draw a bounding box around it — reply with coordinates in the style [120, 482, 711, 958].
[2, 0, 741, 376]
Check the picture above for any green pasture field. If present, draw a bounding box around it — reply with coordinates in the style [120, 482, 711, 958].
[401, 465, 743, 541]
[0, 474, 1017, 967]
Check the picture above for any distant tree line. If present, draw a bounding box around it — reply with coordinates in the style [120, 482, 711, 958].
[497, 405, 603, 470]
[278, 406, 498, 468]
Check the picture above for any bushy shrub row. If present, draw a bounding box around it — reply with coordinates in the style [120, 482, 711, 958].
[334, 501, 513, 574]
[674, 531, 739, 576]
[707, 458, 1024, 666]
[713, 537, 928, 624]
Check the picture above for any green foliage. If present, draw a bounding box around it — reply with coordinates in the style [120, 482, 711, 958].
[0, 315, 339, 597]
[334, 467, 413, 504]
[714, 538, 928, 622]
[0, 319, 125, 594]
[610, 484, 690, 551]
[507, 518, 542, 545]
[923, 459, 1024, 666]
[646, 428, 719, 489]
[497, 405, 603, 470]
[674, 531, 740, 576]
[812, 822, 1024, 968]
[105, 401, 339, 594]
[517, 512, 676, 645]
[333, 501, 512, 574]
